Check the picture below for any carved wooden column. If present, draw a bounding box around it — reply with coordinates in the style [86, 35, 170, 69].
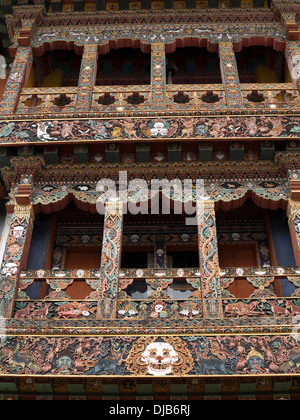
[75, 44, 98, 112]
[197, 200, 223, 319]
[151, 43, 166, 110]
[98, 201, 124, 319]
[0, 47, 33, 115]
[218, 42, 243, 109]
[0, 177, 34, 318]
[287, 170, 300, 265]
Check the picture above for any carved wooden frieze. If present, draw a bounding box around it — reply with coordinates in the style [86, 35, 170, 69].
[0, 334, 298, 377]
[0, 115, 300, 144]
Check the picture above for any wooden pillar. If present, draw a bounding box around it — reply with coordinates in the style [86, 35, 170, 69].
[151, 43, 166, 110]
[197, 200, 223, 319]
[218, 42, 243, 109]
[0, 47, 33, 115]
[75, 44, 98, 112]
[98, 201, 123, 319]
[287, 170, 300, 265]
[0, 179, 34, 318]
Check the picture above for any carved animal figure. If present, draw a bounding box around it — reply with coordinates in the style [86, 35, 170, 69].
[244, 117, 258, 136]
[91, 357, 122, 375]
[264, 118, 283, 137]
[224, 301, 263, 318]
[36, 122, 54, 141]
[30, 303, 51, 319]
[57, 308, 82, 319]
[56, 302, 93, 319]
[210, 118, 228, 138]
[14, 303, 35, 319]
[123, 119, 138, 138]
[195, 358, 228, 375]
[279, 348, 300, 372]
[268, 301, 290, 317]
[180, 118, 197, 137]
[286, 302, 300, 316]
[8, 344, 43, 373]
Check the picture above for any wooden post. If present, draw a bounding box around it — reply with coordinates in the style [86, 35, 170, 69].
[151, 43, 166, 110]
[98, 201, 124, 319]
[197, 200, 223, 319]
[0, 47, 33, 115]
[219, 42, 243, 109]
[75, 44, 98, 112]
[0, 178, 34, 318]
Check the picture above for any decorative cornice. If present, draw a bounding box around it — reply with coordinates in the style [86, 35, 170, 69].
[5, 5, 288, 49]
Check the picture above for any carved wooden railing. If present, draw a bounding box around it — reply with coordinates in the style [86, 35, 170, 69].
[15, 83, 300, 114]
[91, 85, 152, 112]
[17, 87, 77, 114]
[117, 268, 202, 320]
[165, 84, 227, 111]
[16, 267, 202, 320]
[240, 83, 300, 110]
[15, 266, 300, 320]
[220, 266, 300, 318]
[16, 269, 100, 320]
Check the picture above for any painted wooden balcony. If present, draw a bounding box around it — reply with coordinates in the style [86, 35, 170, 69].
[14, 265, 300, 321]
[220, 266, 300, 318]
[17, 87, 78, 114]
[15, 83, 300, 115]
[240, 83, 300, 111]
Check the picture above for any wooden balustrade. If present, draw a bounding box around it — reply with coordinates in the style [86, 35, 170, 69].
[14, 266, 300, 320]
[91, 85, 152, 112]
[15, 83, 300, 115]
[17, 87, 77, 114]
[166, 84, 226, 111]
[240, 83, 300, 110]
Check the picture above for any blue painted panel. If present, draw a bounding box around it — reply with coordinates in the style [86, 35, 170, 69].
[26, 213, 53, 299]
[268, 209, 296, 297]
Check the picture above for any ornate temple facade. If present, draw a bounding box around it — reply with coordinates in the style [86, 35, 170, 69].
[0, 0, 299, 400]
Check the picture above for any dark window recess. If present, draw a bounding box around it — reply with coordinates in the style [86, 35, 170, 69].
[167, 251, 199, 268]
[122, 252, 149, 269]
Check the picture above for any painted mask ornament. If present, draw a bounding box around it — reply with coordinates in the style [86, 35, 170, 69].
[141, 341, 179, 376]
[126, 337, 194, 376]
